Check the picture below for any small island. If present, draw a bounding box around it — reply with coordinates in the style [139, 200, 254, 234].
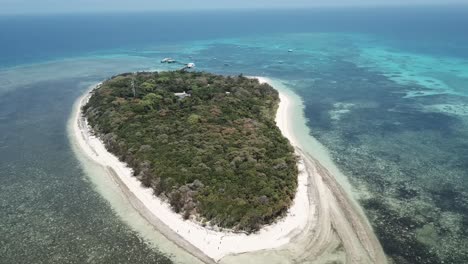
[72, 72, 386, 263]
[82, 71, 298, 232]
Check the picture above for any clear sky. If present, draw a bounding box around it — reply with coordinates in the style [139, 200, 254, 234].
[1, 0, 467, 14]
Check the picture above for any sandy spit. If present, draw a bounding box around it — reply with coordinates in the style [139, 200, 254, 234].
[70, 77, 387, 264]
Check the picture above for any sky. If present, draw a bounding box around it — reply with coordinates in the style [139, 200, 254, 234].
[1, 0, 468, 14]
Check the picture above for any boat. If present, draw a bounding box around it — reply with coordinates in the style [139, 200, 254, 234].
[161, 58, 176, 63]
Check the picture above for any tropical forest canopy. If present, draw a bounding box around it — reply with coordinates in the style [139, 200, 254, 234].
[83, 71, 298, 232]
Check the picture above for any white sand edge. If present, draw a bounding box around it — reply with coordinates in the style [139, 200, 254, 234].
[71, 78, 312, 262]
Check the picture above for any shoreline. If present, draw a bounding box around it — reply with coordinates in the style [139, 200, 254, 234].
[256, 78, 387, 264]
[69, 76, 387, 263]
[70, 79, 312, 262]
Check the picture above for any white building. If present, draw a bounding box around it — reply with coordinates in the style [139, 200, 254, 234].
[174, 91, 191, 99]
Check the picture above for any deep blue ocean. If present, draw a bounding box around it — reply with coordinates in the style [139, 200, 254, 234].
[1, 7, 468, 68]
[1, 6, 468, 264]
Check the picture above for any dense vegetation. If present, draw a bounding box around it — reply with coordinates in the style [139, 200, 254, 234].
[83, 71, 298, 232]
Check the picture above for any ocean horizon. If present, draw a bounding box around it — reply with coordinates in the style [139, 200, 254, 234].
[1, 6, 468, 263]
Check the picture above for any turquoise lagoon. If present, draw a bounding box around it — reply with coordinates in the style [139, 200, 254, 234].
[1, 8, 468, 263]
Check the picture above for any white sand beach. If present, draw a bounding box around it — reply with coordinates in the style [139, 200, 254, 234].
[70, 77, 387, 264]
[71, 79, 312, 262]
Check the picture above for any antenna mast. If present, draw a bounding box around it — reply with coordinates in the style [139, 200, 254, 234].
[131, 73, 136, 97]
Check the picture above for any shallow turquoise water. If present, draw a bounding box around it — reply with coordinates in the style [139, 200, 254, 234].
[1, 8, 468, 264]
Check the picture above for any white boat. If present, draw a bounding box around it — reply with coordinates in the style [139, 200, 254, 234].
[161, 58, 176, 63]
